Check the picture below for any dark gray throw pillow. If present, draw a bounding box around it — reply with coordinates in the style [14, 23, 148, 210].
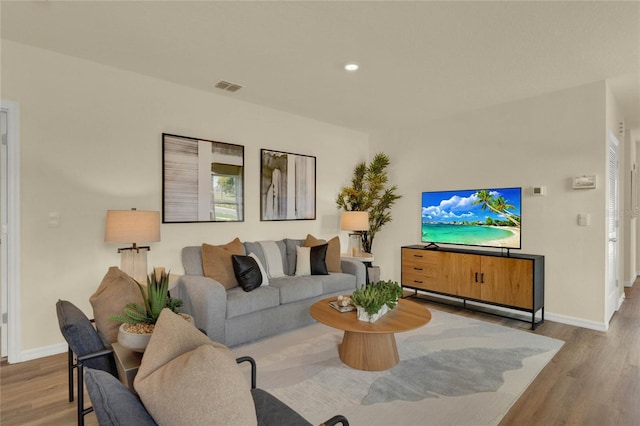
[310, 244, 329, 275]
[232, 255, 262, 291]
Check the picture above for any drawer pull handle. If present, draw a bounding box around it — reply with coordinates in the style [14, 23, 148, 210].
[413, 254, 423, 258]
[414, 267, 423, 271]
[413, 280, 423, 284]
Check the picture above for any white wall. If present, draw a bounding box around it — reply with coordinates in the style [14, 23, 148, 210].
[1, 40, 368, 355]
[370, 81, 618, 328]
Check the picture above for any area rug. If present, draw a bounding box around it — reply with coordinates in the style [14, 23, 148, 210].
[235, 308, 563, 426]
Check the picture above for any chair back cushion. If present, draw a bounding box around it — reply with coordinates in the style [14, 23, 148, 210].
[56, 299, 115, 373]
[85, 368, 157, 426]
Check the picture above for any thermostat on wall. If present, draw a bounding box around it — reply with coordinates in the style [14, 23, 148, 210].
[532, 186, 546, 196]
[573, 175, 597, 189]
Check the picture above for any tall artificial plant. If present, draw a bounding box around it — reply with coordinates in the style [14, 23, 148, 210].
[336, 152, 402, 254]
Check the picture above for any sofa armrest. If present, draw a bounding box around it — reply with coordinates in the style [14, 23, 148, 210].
[340, 258, 366, 287]
[172, 275, 227, 344]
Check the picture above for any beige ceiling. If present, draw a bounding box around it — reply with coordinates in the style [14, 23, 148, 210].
[2, 1, 639, 135]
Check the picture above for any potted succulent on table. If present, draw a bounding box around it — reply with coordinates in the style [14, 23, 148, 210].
[351, 280, 404, 323]
[110, 269, 186, 352]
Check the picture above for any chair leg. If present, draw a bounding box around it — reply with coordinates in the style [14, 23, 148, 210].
[68, 347, 74, 402]
[77, 361, 84, 426]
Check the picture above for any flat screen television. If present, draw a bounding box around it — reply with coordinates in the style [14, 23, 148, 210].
[421, 187, 522, 250]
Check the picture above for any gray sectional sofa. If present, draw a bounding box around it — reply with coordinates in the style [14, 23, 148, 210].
[173, 238, 366, 347]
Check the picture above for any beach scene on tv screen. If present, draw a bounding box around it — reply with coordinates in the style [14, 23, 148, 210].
[421, 188, 521, 248]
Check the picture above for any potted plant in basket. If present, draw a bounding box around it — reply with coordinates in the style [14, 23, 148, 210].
[110, 269, 186, 352]
[351, 280, 404, 323]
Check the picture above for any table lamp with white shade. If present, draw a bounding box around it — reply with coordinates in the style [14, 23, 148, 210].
[340, 211, 369, 257]
[105, 209, 160, 284]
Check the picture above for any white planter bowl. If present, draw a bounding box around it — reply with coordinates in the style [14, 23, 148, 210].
[356, 304, 389, 323]
[117, 313, 194, 352]
[117, 324, 152, 353]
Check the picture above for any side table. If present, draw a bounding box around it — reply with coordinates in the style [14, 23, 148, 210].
[112, 342, 143, 391]
[341, 253, 375, 284]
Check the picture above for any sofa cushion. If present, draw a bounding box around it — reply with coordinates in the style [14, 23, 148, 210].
[85, 368, 157, 426]
[226, 286, 281, 319]
[269, 276, 323, 304]
[304, 234, 342, 273]
[182, 246, 205, 276]
[294, 246, 311, 277]
[90, 266, 144, 343]
[258, 241, 286, 278]
[202, 238, 244, 289]
[244, 240, 287, 278]
[310, 244, 329, 275]
[134, 309, 256, 426]
[283, 239, 304, 276]
[232, 255, 262, 292]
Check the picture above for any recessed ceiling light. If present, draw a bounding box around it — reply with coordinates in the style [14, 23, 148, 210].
[344, 63, 359, 72]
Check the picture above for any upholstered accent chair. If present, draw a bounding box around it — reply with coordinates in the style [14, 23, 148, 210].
[56, 299, 117, 426]
[85, 356, 349, 426]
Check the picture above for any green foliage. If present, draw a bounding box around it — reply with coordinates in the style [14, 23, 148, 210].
[351, 280, 404, 316]
[336, 153, 402, 254]
[109, 270, 183, 326]
[472, 190, 520, 227]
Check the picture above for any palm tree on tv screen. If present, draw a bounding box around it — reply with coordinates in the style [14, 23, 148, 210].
[472, 190, 520, 227]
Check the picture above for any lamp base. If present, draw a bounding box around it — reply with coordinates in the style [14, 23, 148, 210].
[348, 233, 362, 257]
[120, 248, 149, 284]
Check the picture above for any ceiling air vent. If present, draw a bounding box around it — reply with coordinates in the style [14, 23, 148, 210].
[214, 80, 243, 93]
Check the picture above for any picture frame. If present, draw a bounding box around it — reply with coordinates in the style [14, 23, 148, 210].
[163, 133, 244, 223]
[260, 149, 316, 221]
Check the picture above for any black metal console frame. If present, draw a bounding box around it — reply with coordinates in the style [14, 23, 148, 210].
[403, 287, 544, 330]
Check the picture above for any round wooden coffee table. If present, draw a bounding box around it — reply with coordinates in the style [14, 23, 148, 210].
[310, 297, 431, 371]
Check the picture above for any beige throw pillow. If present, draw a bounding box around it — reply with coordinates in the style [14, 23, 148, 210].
[295, 246, 311, 276]
[305, 234, 342, 272]
[134, 309, 257, 426]
[202, 238, 244, 289]
[89, 266, 144, 343]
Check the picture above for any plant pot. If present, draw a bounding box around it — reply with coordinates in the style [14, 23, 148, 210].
[356, 304, 389, 323]
[117, 323, 152, 353]
[117, 313, 194, 353]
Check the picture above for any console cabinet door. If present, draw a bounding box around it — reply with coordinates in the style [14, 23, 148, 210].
[479, 257, 533, 309]
[444, 252, 480, 299]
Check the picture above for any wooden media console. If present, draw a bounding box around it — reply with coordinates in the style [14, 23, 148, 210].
[401, 245, 544, 329]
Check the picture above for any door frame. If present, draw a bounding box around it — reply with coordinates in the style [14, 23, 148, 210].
[606, 129, 621, 325]
[1, 100, 21, 363]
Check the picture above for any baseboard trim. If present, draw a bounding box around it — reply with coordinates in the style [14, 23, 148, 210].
[618, 293, 626, 310]
[545, 312, 608, 332]
[19, 342, 67, 363]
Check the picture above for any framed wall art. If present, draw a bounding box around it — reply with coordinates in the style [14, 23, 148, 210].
[260, 149, 316, 221]
[163, 133, 244, 223]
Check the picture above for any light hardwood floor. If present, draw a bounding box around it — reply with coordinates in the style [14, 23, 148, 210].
[1, 282, 638, 425]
